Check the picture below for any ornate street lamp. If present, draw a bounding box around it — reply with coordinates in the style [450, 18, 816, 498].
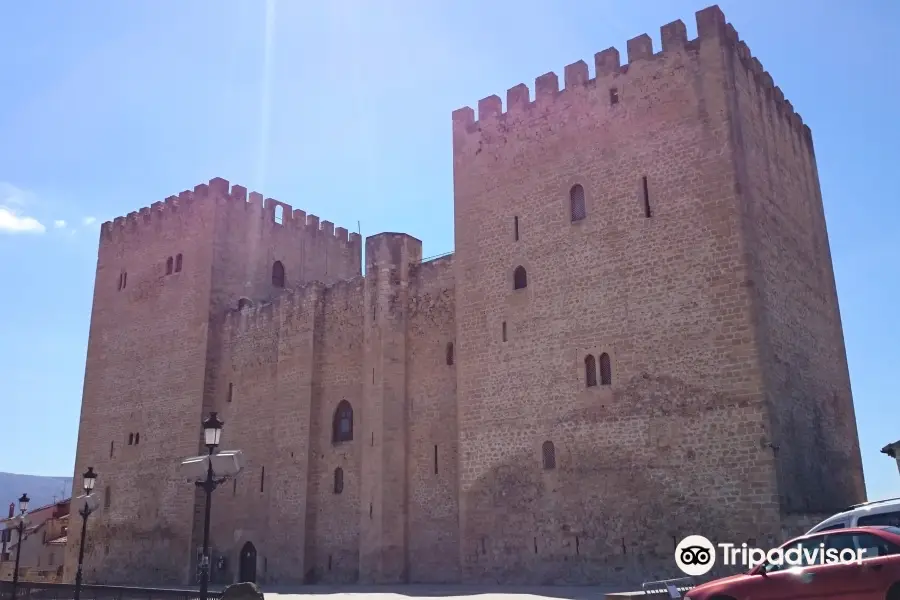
[203, 412, 224, 452]
[198, 412, 224, 600]
[74, 467, 99, 600]
[11, 493, 30, 600]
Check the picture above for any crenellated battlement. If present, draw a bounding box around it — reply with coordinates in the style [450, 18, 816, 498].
[720, 20, 813, 151]
[224, 276, 365, 338]
[453, 4, 813, 152]
[100, 177, 363, 250]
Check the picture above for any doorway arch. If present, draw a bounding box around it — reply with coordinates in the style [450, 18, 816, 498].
[239, 541, 257, 583]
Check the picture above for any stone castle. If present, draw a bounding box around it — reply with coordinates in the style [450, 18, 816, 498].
[64, 4, 866, 588]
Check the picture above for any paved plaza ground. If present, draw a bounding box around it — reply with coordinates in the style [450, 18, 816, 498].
[258, 585, 643, 600]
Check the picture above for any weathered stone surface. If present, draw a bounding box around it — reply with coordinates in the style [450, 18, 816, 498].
[64, 4, 864, 591]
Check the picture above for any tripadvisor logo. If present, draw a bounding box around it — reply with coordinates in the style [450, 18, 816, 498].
[675, 535, 717, 576]
[674, 535, 869, 577]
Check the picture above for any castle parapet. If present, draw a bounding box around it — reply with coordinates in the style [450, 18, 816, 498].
[223, 276, 365, 338]
[100, 177, 363, 251]
[452, 4, 812, 152]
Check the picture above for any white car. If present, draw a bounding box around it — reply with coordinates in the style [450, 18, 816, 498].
[805, 496, 900, 534]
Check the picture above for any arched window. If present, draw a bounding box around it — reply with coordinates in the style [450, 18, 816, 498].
[332, 400, 353, 443]
[333, 468, 344, 494]
[599, 353, 612, 386]
[272, 261, 285, 288]
[175, 253, 183, 273]
[166, 257, 173, 275]
[542, 441, 556, 470]
[446, 342, 454, 366]
[570, 184, 586, 222]
[128, 433, 134, 445]
[585, 355, 597, 387]
[274, 204, 284, 225]
[513, 266, 527, 290]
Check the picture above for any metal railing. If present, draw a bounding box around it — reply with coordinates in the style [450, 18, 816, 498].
[639, 576, 696, 598]
[0, 581, 222, 600]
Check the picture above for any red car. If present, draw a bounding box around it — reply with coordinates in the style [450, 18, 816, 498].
[685, 526, 900, 599]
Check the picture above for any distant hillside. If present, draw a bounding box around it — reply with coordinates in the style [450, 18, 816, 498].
[0, 472, 73, 516]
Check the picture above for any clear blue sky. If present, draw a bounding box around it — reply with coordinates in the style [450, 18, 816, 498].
[0, 0, 897, 503]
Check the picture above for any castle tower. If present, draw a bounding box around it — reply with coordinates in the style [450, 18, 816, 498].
[451, 4, 864, 584]
[359, 233, 423, 583]
[64, 178, 361, 585]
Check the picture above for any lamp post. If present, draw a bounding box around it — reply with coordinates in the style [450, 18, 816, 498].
[74, 467, 98, 600]
[197, 412, 224, 600]
[11, 492, 30, 600]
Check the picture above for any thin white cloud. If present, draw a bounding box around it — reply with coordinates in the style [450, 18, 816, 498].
[82, 216, 96, 226]
[0, 206, 46, 234]
[53, 219, 67, 229]
[0, 182, 36, 206]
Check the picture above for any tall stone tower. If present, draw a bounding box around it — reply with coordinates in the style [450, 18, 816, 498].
[64, 179, 361, 585]
[451, 4, 864, 583]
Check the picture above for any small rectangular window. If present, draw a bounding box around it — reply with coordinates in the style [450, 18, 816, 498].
[434, 445, 439, 475]
[227, 383, 233, 403]
[513, 216, 519, 241]
[502, 321, 507, 342]
[609, 88, 619, 105]
[260, 466, 265, 493]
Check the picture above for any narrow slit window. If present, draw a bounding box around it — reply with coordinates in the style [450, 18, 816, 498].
[446, 342, 454, 366]
[227, 382, 233, 403]
[104, 486, 111, 509]
[642, 176, 652, 218]
[134, 433, 139, 445]
[434, 445, 439, 475]
[599, 353, 612, 386]
[166, 256, 174, 275]
[585, 354, 597, 387]
[175, 253, 183, 272]
[570, 185, 586, 222]
[109, 441, 114, 458]
[333, 467, 344, 494]
[514, 216, 519, 241]
[260, 466, 265, 493]
[332, 400, 354, 443]
[513, 266, 527, 290]
[502, 321, 507, 342]
[609, 88, 619, 105]
[128, 433, 133, 446]
[542, 441, 556, 470]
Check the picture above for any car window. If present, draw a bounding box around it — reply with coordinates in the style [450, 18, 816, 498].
[817, 523, 847, 532]
[853, 532, 900, 559]
[764, 538, 824, 573]
[825, 532, 858, 554]
[857, 511, 900, 528]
